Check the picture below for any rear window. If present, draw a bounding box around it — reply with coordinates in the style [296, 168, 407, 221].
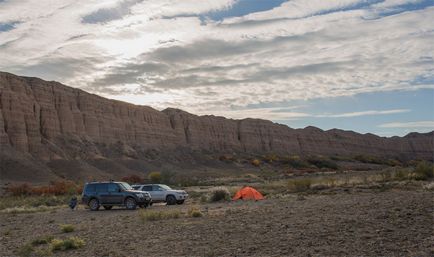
[96, 184, 108, 192]
[85, 184, 96, 193]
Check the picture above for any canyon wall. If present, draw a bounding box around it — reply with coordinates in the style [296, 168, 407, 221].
[0, 71, 432, 182]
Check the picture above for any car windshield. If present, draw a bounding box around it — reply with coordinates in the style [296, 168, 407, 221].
[160, 185, 172, 190]
[119, 182, 133, 190]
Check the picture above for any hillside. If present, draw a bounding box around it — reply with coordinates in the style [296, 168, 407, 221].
[0, 71, 432, 182]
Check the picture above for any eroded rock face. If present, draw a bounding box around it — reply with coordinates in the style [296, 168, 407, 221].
[0, 71, 433, 181]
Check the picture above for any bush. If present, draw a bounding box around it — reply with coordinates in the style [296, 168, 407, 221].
[414, 161, 434, 180]
[60, 224, 75, 233]
[148, 172, 161, 183]
[17, 243, 34, 257]
[31, 236, 54, 246]
[188, 207, 203, 218]
[288, 178, 312, 192]
[394, 168, 410, 181]
[50, 237, 85, 251]
[5, 181, 82, 196]
[307, 156, 338, 170]
[121, 175, 143, 184]
[285, 155, 310, 169]
[251, 159, 261, 167]
[139, 210, 181, 222]
[263, 154, 278, 163]
[209, 187, 231, 202]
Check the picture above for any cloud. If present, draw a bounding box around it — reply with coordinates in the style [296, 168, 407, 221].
[82, 0, 143, 24]
[379, 121, 434, 128]
[0, 0, 432, 123]
[316, 109, 410, 118]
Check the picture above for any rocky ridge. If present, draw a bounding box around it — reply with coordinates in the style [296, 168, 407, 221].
[0, 71, 432, 182]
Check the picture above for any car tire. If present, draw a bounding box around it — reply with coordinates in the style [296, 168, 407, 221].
[125, 197, 137, 210]
[89, 198, 100, 211]
[166, 195, 176, 205]
[176, 200, 185, 205]
[103, 206, 113, 210]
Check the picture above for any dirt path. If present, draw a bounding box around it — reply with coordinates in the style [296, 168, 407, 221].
[1, 190, 433, 257]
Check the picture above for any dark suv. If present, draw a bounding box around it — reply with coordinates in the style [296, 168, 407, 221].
[81, 182, 152, 211]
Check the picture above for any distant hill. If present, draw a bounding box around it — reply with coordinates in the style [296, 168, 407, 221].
[0, 71, 432, 182]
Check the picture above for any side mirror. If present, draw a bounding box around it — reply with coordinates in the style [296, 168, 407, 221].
[118, 188, 123, 192]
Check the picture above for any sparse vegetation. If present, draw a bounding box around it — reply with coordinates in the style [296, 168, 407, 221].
[188, 207, 203, 218]
[209, 187, 231, 202]
[414, 161, 434, 180]
[288, 178, 312, 192]
[50, 237, 85, 251]
[17, 243, 34, 257]
[31, 236, 54, 246]
[139, 209, 181, 222]
[5, 180, 82, 196]
[60, 224, 75, 233]
[284, 155, 310, 169]
[307, 156, 338, 170]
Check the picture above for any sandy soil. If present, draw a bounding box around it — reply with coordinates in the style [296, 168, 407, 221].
[0, 189, 433, 257]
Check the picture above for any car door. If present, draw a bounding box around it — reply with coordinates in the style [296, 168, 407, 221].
[107, 183, 123, 204]
[151, 185, 165, 201]
[96, 183, 109, 204]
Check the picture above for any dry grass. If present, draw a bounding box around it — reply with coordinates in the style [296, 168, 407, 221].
[188, 206, 203, 218]
[60, 224, 75, 233]
[139, 209, 181, 222]
[50, 237, 85, 251]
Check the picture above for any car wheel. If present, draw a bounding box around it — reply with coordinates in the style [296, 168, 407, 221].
[89, 198, 100, 211]
[103, 206, 113, 210]
[166, 195, 176, 205]
[125, 197, 137, 210]
[176, 200, 185, 205]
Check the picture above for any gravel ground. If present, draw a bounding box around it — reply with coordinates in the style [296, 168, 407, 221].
[0, 189, 433, 257]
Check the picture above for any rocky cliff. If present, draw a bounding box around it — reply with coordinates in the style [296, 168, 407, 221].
[0, 71, 432, 182]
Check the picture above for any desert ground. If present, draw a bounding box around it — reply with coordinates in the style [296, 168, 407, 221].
[1, 175, 433, 257]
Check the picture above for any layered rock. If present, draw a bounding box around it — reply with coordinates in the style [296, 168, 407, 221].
[0, 71, 433, 181]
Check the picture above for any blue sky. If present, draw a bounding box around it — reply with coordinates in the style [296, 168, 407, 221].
[0, 0, 433, 136]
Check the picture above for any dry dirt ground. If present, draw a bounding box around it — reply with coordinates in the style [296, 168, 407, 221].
[1, 189, 433, 257]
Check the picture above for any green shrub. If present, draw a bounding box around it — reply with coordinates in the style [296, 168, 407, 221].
[414, 161, 434, 180]
[139, 210, 181, 222]
[148, 172, 162, 183]
[285, 155, 310, 168]
[307, 156, 338, 170]
[60, 224, 74, 233]
[394, 168, 410, 181]
[50, 237, 85, 251]
[188, 207, 203, 218]
[209, 187, 230, 202]
[31, 236, 54, 246]
[288, 178, 312, 192]
[251, 159, 261, 167]
[17, 243, 34, 257]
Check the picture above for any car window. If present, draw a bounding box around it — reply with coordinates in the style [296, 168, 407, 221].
[153, 185, 163, 191]
[142, 186, 152, 191]
[85, 184, 96, 193]
[107, 183, 119, 192]
[96, 184, 108, 192]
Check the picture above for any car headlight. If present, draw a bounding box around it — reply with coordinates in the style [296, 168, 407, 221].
[135, 193, 144, 198]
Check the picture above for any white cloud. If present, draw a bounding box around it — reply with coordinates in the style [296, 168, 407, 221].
[316, 109, 410, 118]
[0, 0, 433, 117]
[379, 121, 434, 128]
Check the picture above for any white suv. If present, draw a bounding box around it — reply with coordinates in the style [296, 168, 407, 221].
[132, 184, 188, 205]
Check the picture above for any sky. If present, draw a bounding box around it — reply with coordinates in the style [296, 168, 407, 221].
[0, 0, 433, 137]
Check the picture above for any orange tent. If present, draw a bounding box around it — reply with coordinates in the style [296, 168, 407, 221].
[232, 186, 264, 201]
